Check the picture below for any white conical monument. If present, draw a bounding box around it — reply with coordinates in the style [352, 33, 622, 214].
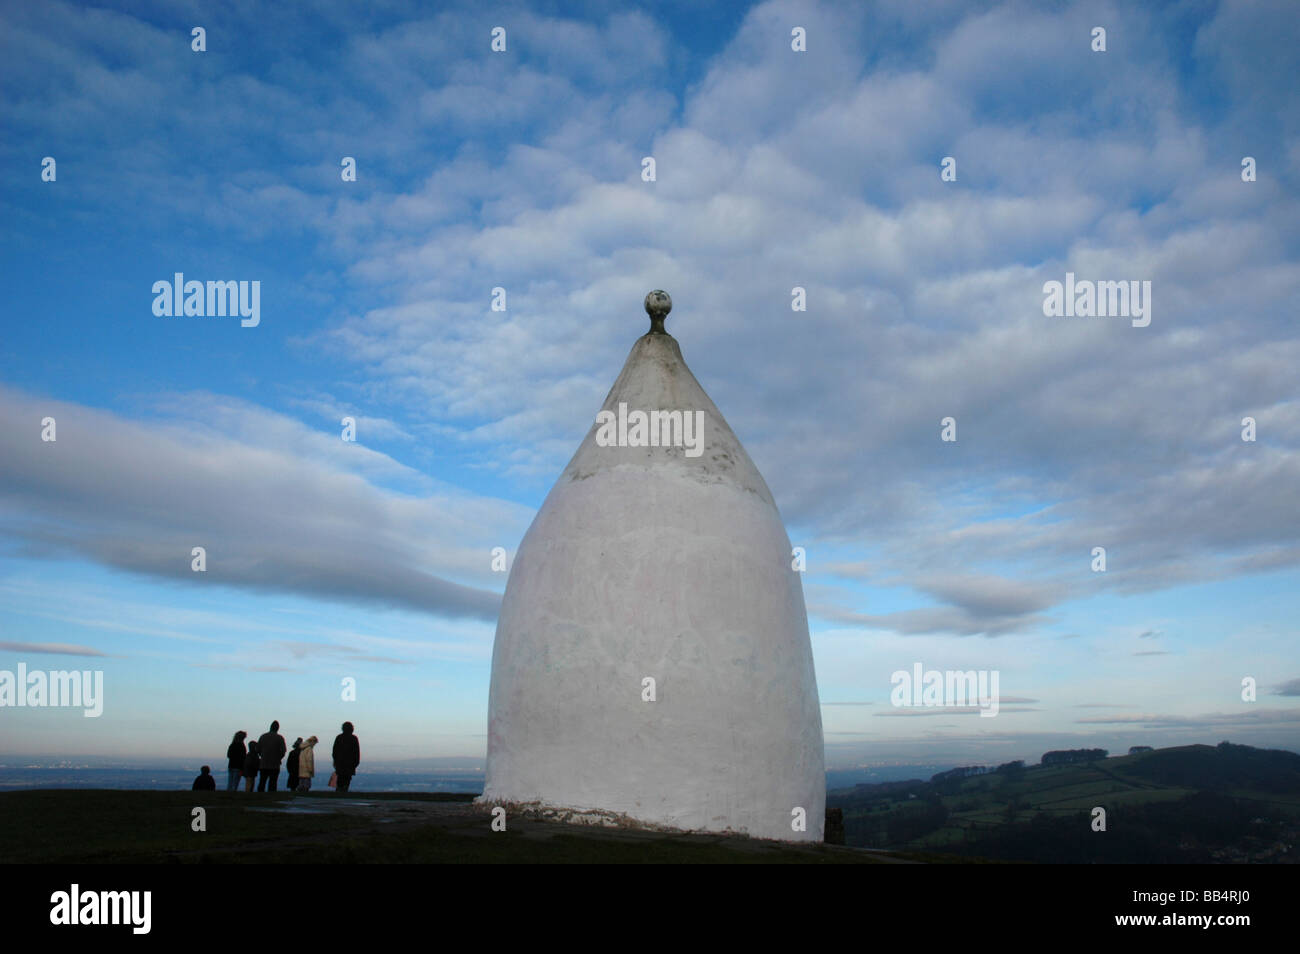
[481, 291, 825, 841]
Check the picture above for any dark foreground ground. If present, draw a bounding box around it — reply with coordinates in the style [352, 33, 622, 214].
[1, 790, 929, 864]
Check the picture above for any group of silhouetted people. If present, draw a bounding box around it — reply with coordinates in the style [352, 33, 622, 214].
[191, 720, 361, 793]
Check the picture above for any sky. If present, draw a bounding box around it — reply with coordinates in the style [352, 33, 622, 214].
[1, 0, 1297, 769]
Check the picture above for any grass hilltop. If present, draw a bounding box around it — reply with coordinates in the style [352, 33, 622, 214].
[0, 790, 905, 864]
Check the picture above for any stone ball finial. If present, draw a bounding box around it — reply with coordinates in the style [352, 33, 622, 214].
[645, 289, 672, 334]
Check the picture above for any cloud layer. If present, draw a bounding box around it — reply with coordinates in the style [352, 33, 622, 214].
[0, 386, 528, 621]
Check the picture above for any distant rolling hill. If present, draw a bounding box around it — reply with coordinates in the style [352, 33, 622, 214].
[827, 741, 1300, 863]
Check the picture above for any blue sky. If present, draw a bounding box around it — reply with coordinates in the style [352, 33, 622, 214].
[1, 0, 1298, 767]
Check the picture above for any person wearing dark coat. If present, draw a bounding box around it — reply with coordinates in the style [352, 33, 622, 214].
[331, 721, 360, 792]
[225, 730, 247, 792]
[285, 738, 303, 793]
[242, 740, 261, 792]
[256, 720, 287, 792]
[192, 765, 216, 790]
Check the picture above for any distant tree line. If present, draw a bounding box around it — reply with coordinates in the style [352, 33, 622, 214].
[1130, 742, 1300, 793]
[930, 760, 1028, 791]
[1041, 748, 1108, 765]
[931, 765, 989, 783]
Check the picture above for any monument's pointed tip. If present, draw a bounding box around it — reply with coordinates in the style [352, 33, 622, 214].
[644, 289, 672, 335]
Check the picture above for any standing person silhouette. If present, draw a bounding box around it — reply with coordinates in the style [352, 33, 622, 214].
[285, 738, 303, 792]
[256, 720, 287, 792]
[331, 722, 360, 793]
[242, 740, 260, 792]
[225, 730, 247, 792]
